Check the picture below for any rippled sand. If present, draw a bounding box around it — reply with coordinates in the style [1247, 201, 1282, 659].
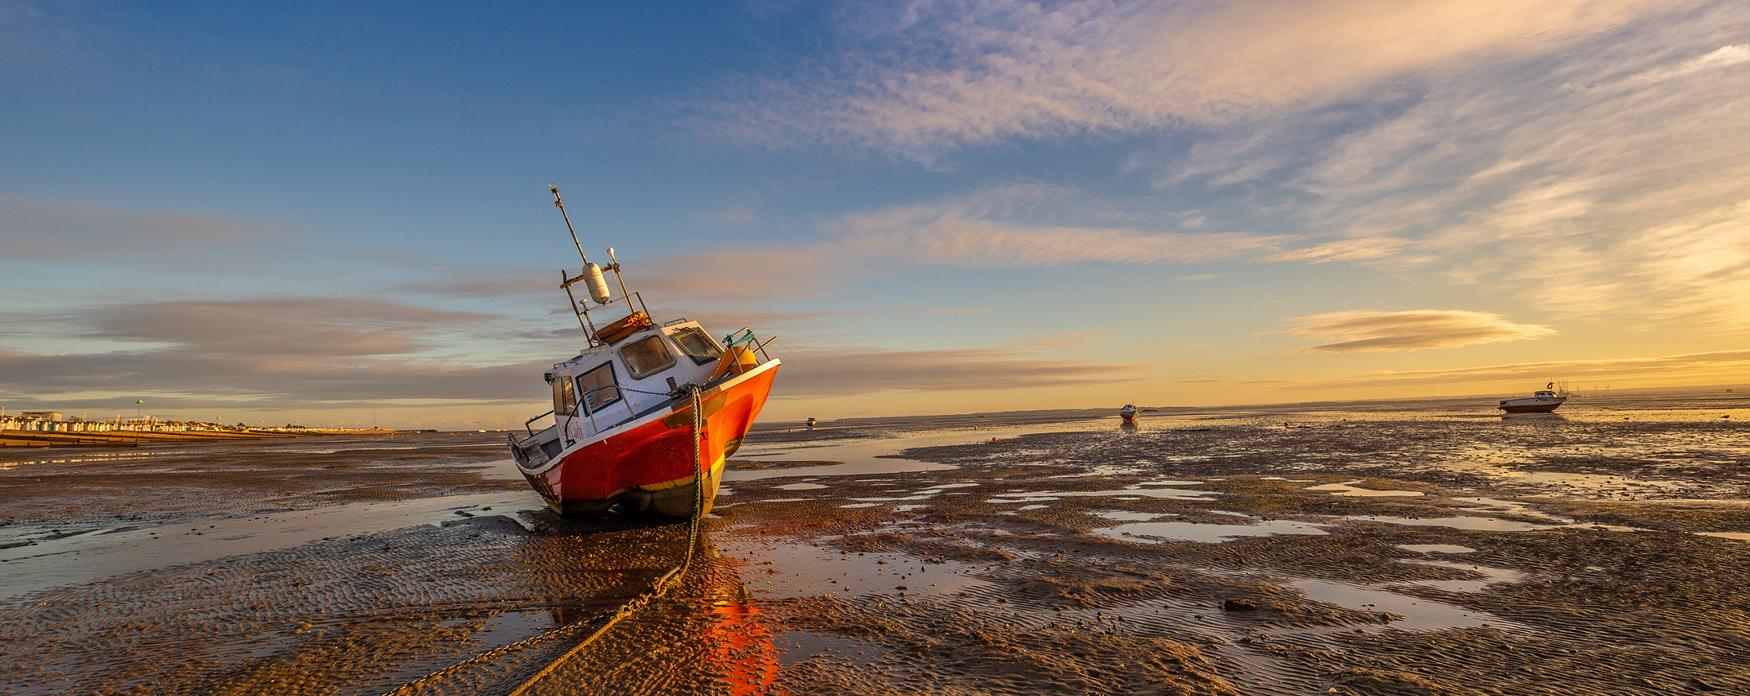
[2, 389, 1746, 694]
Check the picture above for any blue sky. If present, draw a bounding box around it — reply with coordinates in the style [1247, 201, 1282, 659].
[2, 1, 1747, 428]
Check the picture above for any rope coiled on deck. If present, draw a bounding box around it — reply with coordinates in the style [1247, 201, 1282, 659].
[384, 385, 708, 695]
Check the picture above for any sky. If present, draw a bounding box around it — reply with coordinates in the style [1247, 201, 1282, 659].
[1, 0, 1747, 429]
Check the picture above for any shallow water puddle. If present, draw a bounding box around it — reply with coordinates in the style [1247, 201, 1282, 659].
[1094, 519, 1328, 544]
[1397, 543, 1476, 554]
[1698, 531, 1750, 542]
[1045, 464, 1150, 479]
[1356, 513, 1649, 534]
[988, 481, 1217, 504]
[0, 450, 169, 469]
[1451, 497, 1569, 522]
[726, 538, 992, 600]
[1394, 558, 1527, 593]
[1304, 480, 1424, 497]
[774, 482, 828, 491]
[1343, 515, 1562, 532]
[0, 491, 541, 599]
[715, 497, 814, 509]
[1092, 510, 1169, 521]
[1438, 449, 1691, 498]
[1288, 579, 1519, 632]
[776, 630, 884, 668]
[728, 421, 1097, 482]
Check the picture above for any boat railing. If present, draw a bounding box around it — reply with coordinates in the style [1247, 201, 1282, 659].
[565, 284, 653, 348]
[522, 409, 555, 438]
[722, 328, 778, 369]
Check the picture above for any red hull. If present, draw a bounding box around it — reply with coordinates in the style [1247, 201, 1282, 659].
[525, 362, 779, 516]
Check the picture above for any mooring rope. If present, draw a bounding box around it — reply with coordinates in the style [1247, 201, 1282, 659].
[384, 386, 708, 696]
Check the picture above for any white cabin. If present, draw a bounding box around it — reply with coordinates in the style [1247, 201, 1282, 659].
[545, 318, 726, 448]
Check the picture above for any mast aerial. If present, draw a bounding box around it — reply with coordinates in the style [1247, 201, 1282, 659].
[548, 183, 651, 347]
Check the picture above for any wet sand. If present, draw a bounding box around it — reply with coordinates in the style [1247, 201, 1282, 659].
[2, 391, 1747, 694]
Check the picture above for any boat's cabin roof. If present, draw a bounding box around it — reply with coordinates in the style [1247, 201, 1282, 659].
[1534, 390, 1557, 398]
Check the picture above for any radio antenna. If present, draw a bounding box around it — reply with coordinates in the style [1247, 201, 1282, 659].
[550, 183, 590, 266]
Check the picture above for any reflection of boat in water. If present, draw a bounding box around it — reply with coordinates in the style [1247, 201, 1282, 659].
[1119, 404, 1138, 422]
[508, 184, 781, 517]
[529, 531, 779, 693]
[705, 589, 781, 693]
[1499, 383, 1566, 414]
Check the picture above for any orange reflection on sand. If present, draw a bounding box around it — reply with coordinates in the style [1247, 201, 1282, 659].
[706, 594, 781, 694]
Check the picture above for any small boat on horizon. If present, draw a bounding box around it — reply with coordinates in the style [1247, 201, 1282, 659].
[507, 184, 781, 517]
[1499, 383, 1566, 414]
[1119, 404, 1138, 423]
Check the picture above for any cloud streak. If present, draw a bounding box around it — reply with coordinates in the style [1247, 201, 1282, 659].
[0, 298, 562, 414]
[1286, 309, 1556, 352]
[1154, 2, 1750, 335]
[701, 0, 1675, 154]
[775, 346, 1133, 397]
[0, 198, 290, 262]
[1289, 350, 1750, 389]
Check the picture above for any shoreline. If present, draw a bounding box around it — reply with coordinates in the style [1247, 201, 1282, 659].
[0, 428, 397, 449]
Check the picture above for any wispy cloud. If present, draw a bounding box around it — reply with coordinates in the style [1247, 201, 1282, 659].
[1152, 1, 1750, 334]
[832, 205, 1284, 267]
[1286, 309, 1556, 353]
[775, 345, 1132, 397]
[76, 299, 495, 356]
[0, 349, 545, 409]
[0, 198, 290, 262]
[1267, 237, 1409, 264]
[1291, 350, 1750, 389]
[1568, 43, 1750, 92]
[638, 246, 844, 302]
[0, 298, 558, 412]
[700, 0, 1674, 155]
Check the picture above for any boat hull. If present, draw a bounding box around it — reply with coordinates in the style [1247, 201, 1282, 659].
[521, 361, 779, 517]
[1500, 402, 1563, 414]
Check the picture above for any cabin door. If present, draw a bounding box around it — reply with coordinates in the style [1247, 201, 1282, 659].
[552, 376, 582, 447]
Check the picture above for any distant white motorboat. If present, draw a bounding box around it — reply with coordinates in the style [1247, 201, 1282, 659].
[1119, 404, 1138, 422]
[1499, 383, 1566, 413]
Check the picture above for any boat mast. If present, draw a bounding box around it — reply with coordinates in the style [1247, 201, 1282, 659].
[551, 183, 590, 267]
[549, 183, 616, 345]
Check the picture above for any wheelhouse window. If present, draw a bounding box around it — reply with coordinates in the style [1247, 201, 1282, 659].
[669, 326, 722, 365]
[576, 363, 621, 413]
[618, 334, 676, 379]
[552, 376, 577, 417]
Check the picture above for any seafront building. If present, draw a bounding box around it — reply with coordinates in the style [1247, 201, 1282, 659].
[0, 413, 246, 433]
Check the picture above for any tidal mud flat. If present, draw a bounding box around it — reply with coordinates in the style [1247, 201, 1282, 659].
[2, 391, 1747, 694]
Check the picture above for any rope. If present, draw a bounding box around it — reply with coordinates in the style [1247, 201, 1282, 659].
[384, 386, 708, 695]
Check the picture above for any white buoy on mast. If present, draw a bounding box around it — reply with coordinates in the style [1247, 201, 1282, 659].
[581, 262, 612, 304]
[550, 182, 615, 305]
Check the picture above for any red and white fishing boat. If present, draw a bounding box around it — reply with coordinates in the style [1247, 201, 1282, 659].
[1119, 404, 1138, 423]
[508, 184, 781, 517]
